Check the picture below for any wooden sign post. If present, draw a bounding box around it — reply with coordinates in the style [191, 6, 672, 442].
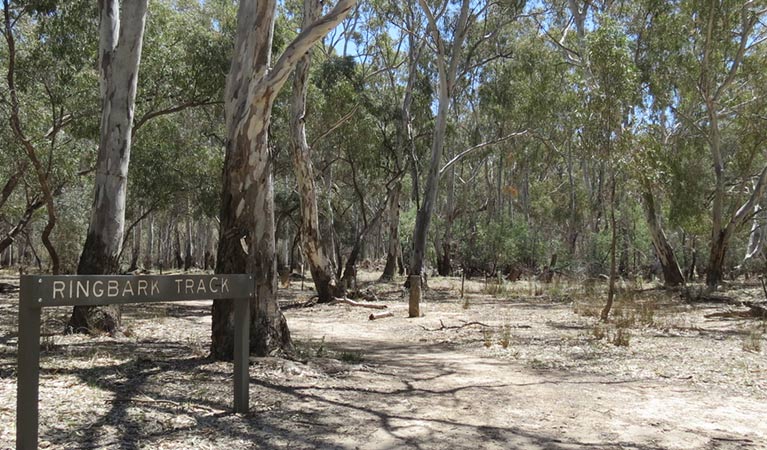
[16, 274, 255, 450]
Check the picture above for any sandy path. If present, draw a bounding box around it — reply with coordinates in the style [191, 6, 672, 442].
[283, 303, 767, 450]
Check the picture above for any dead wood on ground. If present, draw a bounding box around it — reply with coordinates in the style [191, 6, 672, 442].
[369, 311, 394, 320]
[419, 319, 531, 331]
[331, 297, 388, 309]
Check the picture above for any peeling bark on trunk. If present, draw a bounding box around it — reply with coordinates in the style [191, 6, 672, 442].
[211, 0, 355, 360]
[289, 0, 343, 303]
[642, 188, 684, 287]
[68, 0, 148, 335]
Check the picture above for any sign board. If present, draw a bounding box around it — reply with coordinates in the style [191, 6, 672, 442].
[16, 274, 254, 450]
[20, 274, 253, 306]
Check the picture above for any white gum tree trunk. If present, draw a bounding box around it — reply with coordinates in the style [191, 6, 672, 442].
[68, 0, 148, 334]
[289, 0, 344, 303]
[211, 0, 355, 360]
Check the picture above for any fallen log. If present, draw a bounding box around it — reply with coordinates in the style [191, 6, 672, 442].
[369, 311, 394, 320]
[331, 297, 388, 310]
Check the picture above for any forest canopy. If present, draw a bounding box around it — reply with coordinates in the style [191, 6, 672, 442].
[2, 0, 767, 342]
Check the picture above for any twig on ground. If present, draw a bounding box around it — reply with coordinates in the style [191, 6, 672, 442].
[331, 297, 388, 309]
[420, 320, 491, 331]
[419, 320, 532, 331]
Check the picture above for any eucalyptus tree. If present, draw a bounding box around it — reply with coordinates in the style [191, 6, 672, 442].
[552, 0, 641, 319]
[470, 15, 579, 276]
[687, 0, 767, 288]
[408, 0, 526, 316]
[637, 0, 767, 288]
[212, 0, 355, 359]
[288, 0, 345, 303]
[335, 0, 431, 281]
[65, 0, 149, 333]
[122, 0, 234, 271]
[1, 0, 99, 274]
[67, 0, 236, 333]
[623, 0, 688, 286]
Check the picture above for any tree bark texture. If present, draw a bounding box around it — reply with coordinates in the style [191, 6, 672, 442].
[289, 0, 344, 303]
[642, 188, 684, 287]
[211, 0, 355, 360]
[69, 0, 148, 334]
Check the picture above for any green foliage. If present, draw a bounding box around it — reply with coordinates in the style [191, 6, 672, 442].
[3, 0, 766, 287]
[457, 219, 542, 272]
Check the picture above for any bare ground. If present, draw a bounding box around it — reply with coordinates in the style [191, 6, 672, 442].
[0, 270, 765, 449]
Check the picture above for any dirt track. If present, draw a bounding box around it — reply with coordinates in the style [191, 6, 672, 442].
[0, 271, 765, 449]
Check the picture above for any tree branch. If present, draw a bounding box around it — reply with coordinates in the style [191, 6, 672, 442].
[267, 0, 357, 92]
[729, 165, 767, 233]
[439, 130, 527, 178]
[309, 103, 360, 148]
[132, 99, 221, 135]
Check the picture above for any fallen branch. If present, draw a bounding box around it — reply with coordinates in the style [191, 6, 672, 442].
[331, 297, 388, 309]
[369, 311, 394, 320]
[419, 320, 493, 331]
[419, 319, 532, 331]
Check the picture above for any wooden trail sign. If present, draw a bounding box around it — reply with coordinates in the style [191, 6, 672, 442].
[16, 274, 255, 450]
